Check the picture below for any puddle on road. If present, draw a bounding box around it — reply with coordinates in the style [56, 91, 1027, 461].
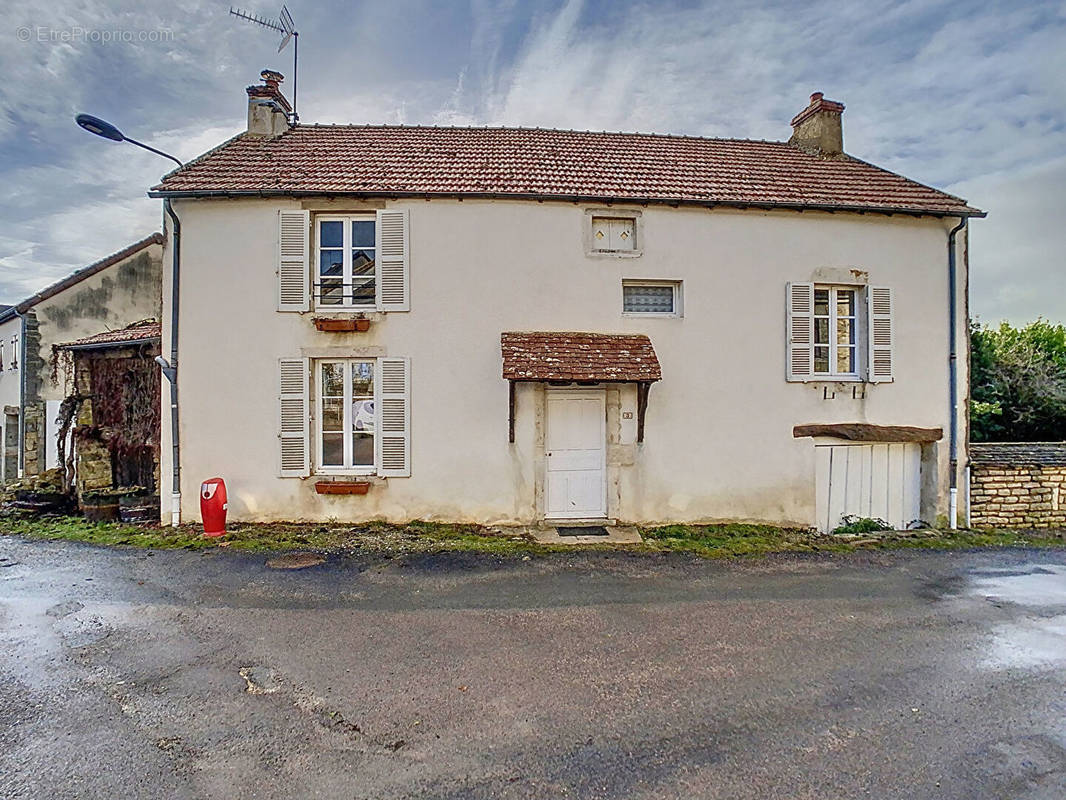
[964, 564, 1066, 671]
[968, 565, 1066, 608]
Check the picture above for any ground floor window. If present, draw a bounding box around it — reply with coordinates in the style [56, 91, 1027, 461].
[316, 359, 375, 472]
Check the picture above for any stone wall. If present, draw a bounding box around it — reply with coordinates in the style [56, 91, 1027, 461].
[970, 443, 1066, 529]
[21, 311, 44, 476]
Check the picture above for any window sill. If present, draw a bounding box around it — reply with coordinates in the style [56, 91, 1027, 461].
[311, 308, 381, 316]
[621, 312, 681, 319]
[586, 250, 644, 259]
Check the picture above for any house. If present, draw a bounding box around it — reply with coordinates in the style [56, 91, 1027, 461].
[148, 71, 984, 531]
[0, 235, 163, 484]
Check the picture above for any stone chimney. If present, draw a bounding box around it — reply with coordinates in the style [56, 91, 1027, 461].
[789, 92, 845, 156]
[246, 70, 292, 137]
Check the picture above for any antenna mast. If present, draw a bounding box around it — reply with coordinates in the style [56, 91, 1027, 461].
[230, 5, 300, 123]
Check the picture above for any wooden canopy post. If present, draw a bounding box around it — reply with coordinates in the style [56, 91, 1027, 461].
[636, 381, 651, 443]
[508, 380, 516, 443]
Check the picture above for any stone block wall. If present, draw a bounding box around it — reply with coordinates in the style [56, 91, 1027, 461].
[969, 443, 1066, 529]
[21, 312, 44, 475]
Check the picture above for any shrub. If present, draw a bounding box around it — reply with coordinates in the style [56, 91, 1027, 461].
[832, 515, 892, 534]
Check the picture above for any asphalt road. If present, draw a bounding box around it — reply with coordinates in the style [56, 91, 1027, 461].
[1, 538, 1065, 800]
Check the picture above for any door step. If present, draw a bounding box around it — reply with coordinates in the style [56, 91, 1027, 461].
[556, 525, 608, 537]
[524, 525, 642, 545]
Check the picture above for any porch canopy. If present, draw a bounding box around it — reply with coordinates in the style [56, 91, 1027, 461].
[501, 331, 662, 442]
[57, 321, 161, 351]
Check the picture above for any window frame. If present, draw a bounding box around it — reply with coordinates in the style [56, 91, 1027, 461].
[621, 279, 683, 318]
[813, 284, 862, 379]
[313, 214, 378, 311]
[584, 208, 643, 258]
[313, 358, 378, 476]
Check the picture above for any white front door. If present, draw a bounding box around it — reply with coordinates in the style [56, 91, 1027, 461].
[545, 390, 607, 519]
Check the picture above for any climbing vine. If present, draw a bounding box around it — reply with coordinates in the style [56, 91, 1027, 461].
[87, 353, 160, 489]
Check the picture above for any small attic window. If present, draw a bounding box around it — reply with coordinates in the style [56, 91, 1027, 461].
[591, 216, 636, 252]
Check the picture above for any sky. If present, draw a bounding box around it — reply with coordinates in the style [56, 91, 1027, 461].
[0, 0, 1063, 323]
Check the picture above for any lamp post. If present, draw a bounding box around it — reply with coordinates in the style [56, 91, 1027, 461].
[75, 113, 184, 526]
[75, 114, 184, 168]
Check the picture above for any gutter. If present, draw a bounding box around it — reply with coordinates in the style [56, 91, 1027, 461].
[58, 336, 161, 352]
[146, 188, 987, 220]
[159, 199, 182, 527]
[947, 217, 968, 529]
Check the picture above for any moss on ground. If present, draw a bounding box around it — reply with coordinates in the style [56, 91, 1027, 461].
[1, 514, 1063, 560]
[638, 523, 1066, 558]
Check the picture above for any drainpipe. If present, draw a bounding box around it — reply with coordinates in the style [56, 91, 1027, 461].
[947, 217, 967, 529]
[157, 198, 181, 526]
[14, 309, 26, 478]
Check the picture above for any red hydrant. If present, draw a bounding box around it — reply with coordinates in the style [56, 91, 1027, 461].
[200, 477, 228, 537]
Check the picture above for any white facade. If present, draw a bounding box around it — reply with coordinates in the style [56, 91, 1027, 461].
[160, 196, 970, 529]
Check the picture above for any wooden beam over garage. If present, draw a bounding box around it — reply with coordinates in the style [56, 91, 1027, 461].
[793, 423, 943, 443]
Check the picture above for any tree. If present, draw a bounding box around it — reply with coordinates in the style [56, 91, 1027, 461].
[970, 319, 1066, 442]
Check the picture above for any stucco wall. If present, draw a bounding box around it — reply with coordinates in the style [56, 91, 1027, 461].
[32, 245, 163, 403]
[161, 197, 969, 526]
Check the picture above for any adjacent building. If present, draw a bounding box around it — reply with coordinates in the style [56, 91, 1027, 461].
[148, 72, 984, 530]
[0, 235, 163, 483]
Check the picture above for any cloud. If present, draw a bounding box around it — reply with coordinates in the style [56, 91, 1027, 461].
[1, 0, 1063, 325]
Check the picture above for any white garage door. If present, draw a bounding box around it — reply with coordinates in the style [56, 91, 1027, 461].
[815, 443, 921, 532]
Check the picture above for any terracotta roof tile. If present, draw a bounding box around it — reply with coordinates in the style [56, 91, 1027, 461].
[59, 321, 161, 350]
[501, 331, 661, 382]
[150, 126, 981, 217]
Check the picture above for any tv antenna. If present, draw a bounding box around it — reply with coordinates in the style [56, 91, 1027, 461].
[230, 5, 300, 123]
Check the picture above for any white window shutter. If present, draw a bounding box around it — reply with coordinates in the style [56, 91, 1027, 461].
[376, 209, 410, 311]
[786, 282, 814, 381]
[377, 357, 410, 477]
[278, 210, 310, 312]
[277, 358, 310, 477]
[868, 286, 894, 383]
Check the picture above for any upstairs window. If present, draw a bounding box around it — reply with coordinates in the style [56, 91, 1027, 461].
[786, 282, 893, 383]
[591, 216, 637, 252]
[316, 216, 376, 309]
[813, 286, 857, 376]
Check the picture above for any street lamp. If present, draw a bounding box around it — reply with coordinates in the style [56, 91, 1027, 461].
[75, 113, 184, 168]
[75, 112, 184, 526]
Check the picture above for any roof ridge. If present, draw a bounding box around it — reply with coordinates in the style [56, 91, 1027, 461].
[288, 122, 792, 146]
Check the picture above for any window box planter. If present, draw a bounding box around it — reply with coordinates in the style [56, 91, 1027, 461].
[314, 481, 371, 495]
[312, 317, 371, 333]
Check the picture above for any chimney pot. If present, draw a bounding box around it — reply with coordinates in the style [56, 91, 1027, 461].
[789, 91, 845, 156]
